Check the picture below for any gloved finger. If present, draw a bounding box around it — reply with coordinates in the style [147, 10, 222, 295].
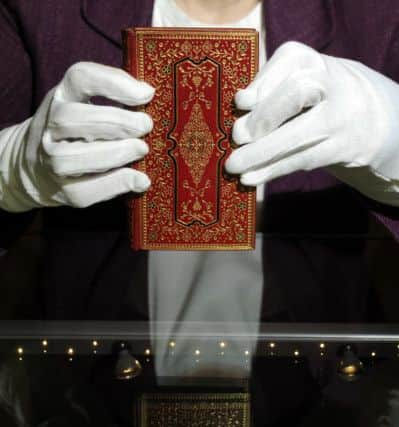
[43, 134, 149, 176]
[55, 62, 155, 106]
[233, 69, 326, 144]
[49, 102, 153, 141]
[226, 104, 329, 174]
[59, 168, 151, 208]
[235, 41, 325, 110]
[239, 141, 333, 186]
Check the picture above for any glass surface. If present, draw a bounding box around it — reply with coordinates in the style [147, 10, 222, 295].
[0, 322, 399, 426]
[1, 207, 399, 425]
[0, 212, 397, 324]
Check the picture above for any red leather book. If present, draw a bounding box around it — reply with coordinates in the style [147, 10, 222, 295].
[123, 27, 258, 250]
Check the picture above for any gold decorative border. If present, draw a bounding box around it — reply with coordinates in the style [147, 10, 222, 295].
[128, 28, 258, 250]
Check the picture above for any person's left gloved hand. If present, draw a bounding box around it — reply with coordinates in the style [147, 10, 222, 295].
[225, 41, 399, 206]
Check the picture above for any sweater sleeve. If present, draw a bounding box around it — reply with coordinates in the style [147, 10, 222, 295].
[0, 2, 37, 249]
[367, 24, 399, 240]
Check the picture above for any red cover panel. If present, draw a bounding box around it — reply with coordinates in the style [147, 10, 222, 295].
[123, 27, 258, 250]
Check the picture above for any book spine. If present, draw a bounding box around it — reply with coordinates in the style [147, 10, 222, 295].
[122, 29, 142, 251]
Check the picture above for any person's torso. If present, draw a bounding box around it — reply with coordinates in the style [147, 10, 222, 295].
[8, 0, 396, 320]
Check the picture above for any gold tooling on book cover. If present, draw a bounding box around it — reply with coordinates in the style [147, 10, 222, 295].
[129, 28, 258, 250]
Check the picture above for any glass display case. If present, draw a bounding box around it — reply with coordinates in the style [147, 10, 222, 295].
[0, 321, 399, 426]
[1, 214, 398, 427]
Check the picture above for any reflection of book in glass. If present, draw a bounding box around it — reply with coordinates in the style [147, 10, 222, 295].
[123, 27, 258, 250]
[136, 393, 250, 427]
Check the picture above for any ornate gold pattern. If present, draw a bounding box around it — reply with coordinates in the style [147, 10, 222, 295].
[125, 28, 258, 250]
[180, 179, 215, 223]
[180, 102, 215, 186]
[169, 58, 222, 226]
[138, 393, 250, 427]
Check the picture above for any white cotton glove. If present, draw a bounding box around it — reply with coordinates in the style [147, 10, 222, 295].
[225, 41, 399, 206]
[0, 62, 154, 212]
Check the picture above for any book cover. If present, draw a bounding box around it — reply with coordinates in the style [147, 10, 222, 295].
[123, 27, 258, 250]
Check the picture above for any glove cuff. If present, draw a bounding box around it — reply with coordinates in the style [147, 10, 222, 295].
[0, 120, 40, 212]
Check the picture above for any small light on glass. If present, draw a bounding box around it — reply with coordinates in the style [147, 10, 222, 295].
[269, 342, 276, 349]
[219, 341, 226, 348]
[294, 350, 300, 357]
[145, 349, 151, 355]
[195, 349, 201, 356]
[92, 341, 98, 347]
[17, 347, 24, 355]
[371, 351, 376, 357]
[67, 348, 74, 356]
[169, 341, 176, 348]
[320, 343, 325, 349]
[42, 340, 48, 347]
[245, 350, 250, 356]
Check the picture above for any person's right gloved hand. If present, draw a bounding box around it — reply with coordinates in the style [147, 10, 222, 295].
[0, 62, 154, 212]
